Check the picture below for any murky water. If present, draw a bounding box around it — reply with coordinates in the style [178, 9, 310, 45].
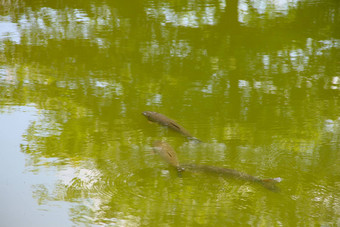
[1, 0, 339, 226]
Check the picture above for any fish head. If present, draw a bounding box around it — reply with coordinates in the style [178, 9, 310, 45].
[142, 111, 152, 118]
[142, 111, 156, 121]
[152, 140, 163, 154]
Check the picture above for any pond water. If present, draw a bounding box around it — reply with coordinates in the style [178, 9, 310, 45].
[0, 0, 339, 226]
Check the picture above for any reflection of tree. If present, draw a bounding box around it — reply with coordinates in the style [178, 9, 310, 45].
[1, 0, 340, 225]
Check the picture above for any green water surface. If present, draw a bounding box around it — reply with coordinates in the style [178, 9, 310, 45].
[0, 0, 339, 226]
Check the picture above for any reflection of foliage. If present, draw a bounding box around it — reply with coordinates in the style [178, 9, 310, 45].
[32, 184, 49, 205]
[0, 0, 23, 16]
[1, 0, 340, 226]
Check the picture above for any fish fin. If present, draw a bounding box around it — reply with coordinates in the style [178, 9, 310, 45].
[167, 151, 173, 158]
[169, 122, 181, 130]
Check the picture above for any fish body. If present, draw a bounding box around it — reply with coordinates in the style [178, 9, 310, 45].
[181, 164, 281, 191]
[152, 141, 183, 173]
[143, 111, 201, 142]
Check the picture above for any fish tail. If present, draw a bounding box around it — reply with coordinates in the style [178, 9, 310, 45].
[176, 166, 185, 177]
[188, 137, 202, 143]
[261, 177, 282, 192]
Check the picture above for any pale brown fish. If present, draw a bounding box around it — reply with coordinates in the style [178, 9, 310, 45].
[152, 140, 184, 173]
[143, 111, 201, 142]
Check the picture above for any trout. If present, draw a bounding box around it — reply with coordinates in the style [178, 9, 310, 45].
[143, 111, 201, 142]
[152, 141, 281, 191]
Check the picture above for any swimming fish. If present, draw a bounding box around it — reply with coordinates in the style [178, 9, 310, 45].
[152, 140, 281, 191]
[143, 111, 201, 142]
[180, 164, 282, 192]
[152, 140, 184, 173]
